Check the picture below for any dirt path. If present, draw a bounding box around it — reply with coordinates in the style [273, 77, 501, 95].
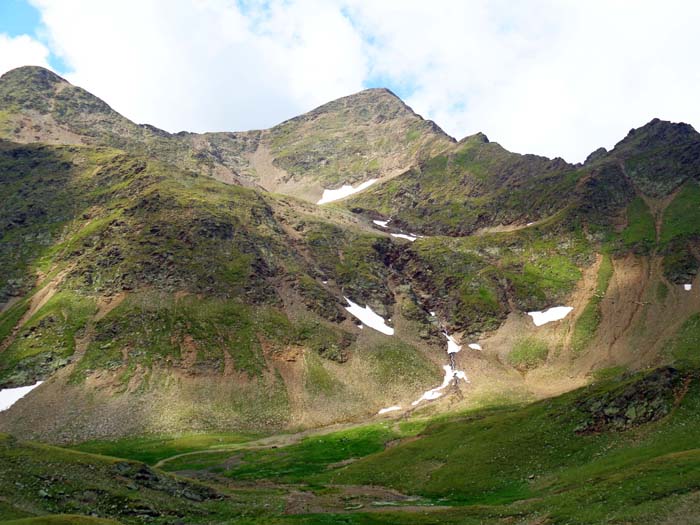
[472, 214, 556, 236]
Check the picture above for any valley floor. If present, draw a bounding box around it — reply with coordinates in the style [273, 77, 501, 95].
[2, 364, 700, 524]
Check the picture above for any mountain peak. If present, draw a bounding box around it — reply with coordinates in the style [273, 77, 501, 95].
[615, 118, 699, 153]
[584, 146, 608, 164]
[459, 131, 490, 144]
[359, 86, 400, 97]
[290, 87, 453, 142]
[633, 117, 696, 137]
[297, 86, 418, 122]
[0, 65, 67, 89]
[0, 66, 77, 118]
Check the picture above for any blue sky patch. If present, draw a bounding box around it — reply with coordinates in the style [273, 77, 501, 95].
[0, 0, 40, 38]
[0, 0, 68, 73]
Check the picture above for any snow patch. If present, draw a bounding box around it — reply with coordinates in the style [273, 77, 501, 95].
[378, 405, 401, 415]
[373, 219, 390, 228]
[412, 364, 468, 406]
[684, 284, 692, 291]
[445, 333, 462, 354]
[391, 233, 418, 242]
[0, 381, 43, 412]
[318, 179, 377, 204]
[468, 343, 483, 350]
[528, 306, 573, 326]
[344, 297, 394, 335]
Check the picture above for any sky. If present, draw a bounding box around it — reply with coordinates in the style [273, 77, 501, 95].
[1, 0, 699, 163]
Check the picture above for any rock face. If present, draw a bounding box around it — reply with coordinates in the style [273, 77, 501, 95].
[584, 147, 608, 164]
[575, 367, 683, 434]
[610, 118, 700, 197]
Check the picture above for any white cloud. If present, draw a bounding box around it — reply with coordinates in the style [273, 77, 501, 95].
[0, 33, 50, 75]
[29, 0, 366, 133]
[19, 0, 700, 162]
[347, 0, 700, 162]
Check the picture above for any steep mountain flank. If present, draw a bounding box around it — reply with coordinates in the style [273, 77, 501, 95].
[252, 87, 454, 200]
[346, 132, 577, 236]
[0, 139, 452, 442]
[1, 66, 699, 447]
[609, 118, 700, 197]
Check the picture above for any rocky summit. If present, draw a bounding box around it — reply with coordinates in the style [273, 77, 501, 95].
[1, 66, 700, 524]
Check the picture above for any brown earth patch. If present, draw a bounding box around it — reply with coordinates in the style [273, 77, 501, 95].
[95, 292, 126, 321]
[0, 268, 70, 353]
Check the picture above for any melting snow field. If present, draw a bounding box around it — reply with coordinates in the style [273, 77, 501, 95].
[391, 233, 418, 242]
[412, 364, 468, 406]
[411, 331, 469, 406]
[446, 333, 462, 354]
[318, 179, 377, 204]
[344, 297, 394, 335]
[528, 306, 573, 326]
[0, 381, 43, 412]
[378, 405, 401, 415]
[468, 343, 483, 350]
[684, 284, 693, 291]
[373, 219, 390, 228]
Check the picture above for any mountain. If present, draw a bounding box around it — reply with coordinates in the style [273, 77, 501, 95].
[0, 67, 453, 201]
[255, 87, 454, 200]
[0, 65, 699, 523]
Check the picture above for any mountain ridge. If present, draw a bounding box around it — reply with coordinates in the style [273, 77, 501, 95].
[0, 64, 698, 452]
[4, 66, 694, 166]
[0, 66, 455, 201]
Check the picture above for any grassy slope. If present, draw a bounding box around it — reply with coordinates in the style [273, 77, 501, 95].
[1, 366, 699, 524]
[659, 182, 700, 283]
[661, 181, 700, 244]
[0, 433, 287, 525]
[396, 221, 590, 333]
[667, 313, 700, 366]
[319, 367, 698, 521]
[163, 423, 404, 476]
[620, 196, 656, 252]
[1, 517, 121, 525]
[72, 432, 258, 465]
[508, 336, 549, 369]
[346, 136, 579, 236]
[0, 140, 387, 383]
